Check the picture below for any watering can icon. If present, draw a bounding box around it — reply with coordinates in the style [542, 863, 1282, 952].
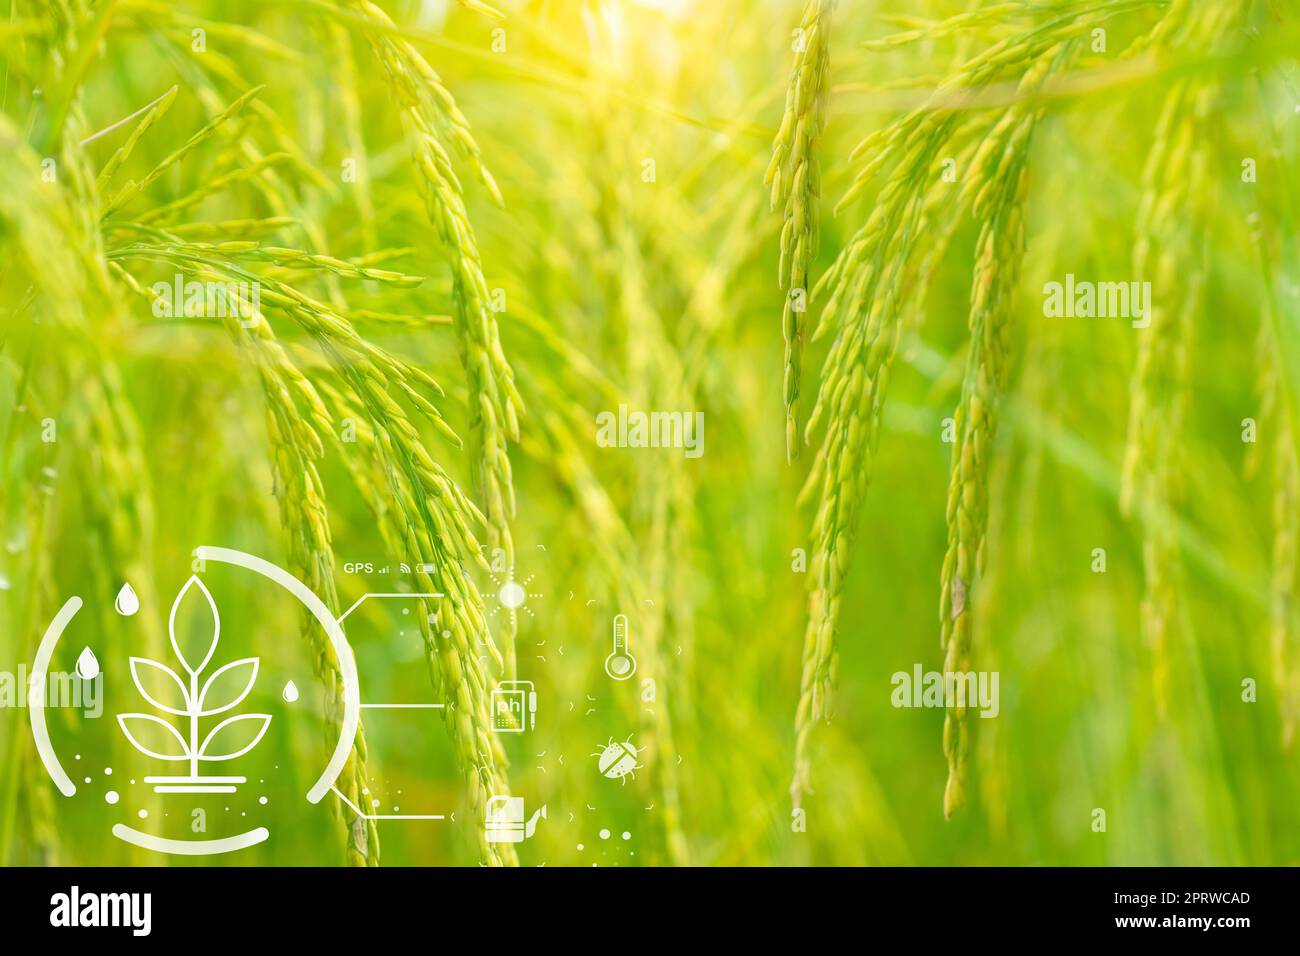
[484, 795, 546, 843]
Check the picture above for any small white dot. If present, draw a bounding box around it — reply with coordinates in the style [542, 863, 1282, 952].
[576, 843, 584, 851]
[622, 832, 631, 840]
[74, 754, 81, 760]
[372, 799, 380, 808]
[104, 768, 112, 776]
[137, 809, 148, 819]
[259, 796, 268, 805]
[83, 777, 91, 784]
[105, 791, 119, 805]
[599, 828, 611, 840]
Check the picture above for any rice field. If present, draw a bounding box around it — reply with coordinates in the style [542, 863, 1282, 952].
[1, 0, 1298, 867]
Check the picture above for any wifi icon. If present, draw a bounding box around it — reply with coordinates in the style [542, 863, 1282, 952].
[399, 563, 411, 574]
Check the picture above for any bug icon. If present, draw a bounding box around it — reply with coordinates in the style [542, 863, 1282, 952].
[592, 735, 642, 784]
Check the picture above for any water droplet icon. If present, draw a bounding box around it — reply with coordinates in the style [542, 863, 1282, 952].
[75, 647, 100, 680]
[114, 582, 139, 616]
[282, 680, 299, 703]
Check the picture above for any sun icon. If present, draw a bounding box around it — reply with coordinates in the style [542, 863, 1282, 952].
[487, 567, 542, 623]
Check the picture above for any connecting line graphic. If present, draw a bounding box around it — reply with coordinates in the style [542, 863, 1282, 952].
[334, 588, 452, 821]
[361, 703, 444, 709]
[338, 590, 444, 621]
[339, 592, 444, 622]
[330, 786, 446, 821]
[350, 700, 446, 815]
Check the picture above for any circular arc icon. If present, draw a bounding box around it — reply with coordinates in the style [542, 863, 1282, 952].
[28, 546, 362, 854]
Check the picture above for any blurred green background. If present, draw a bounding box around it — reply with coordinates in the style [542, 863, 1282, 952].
[1, 0, 1299, 866]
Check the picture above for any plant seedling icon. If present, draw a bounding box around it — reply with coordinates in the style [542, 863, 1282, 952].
[117, 576, 270, 793]
[30, 546, 366, 856]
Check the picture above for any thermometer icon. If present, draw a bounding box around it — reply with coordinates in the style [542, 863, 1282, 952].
[604, 614, 637, 680]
